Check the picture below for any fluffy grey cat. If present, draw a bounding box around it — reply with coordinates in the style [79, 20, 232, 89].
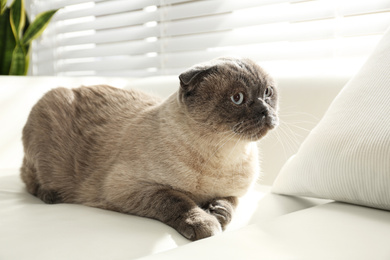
[21, 57, 279, 241]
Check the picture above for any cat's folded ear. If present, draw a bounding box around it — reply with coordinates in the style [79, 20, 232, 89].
[179, 61, 217, 89]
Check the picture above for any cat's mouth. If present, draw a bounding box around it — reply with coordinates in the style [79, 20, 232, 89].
[232, 114, 278, 141]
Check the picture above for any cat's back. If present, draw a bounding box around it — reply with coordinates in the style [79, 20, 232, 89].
[72, 85, 162, 114]
[27, 85, 160, 127]
[54, 85, 160, 117]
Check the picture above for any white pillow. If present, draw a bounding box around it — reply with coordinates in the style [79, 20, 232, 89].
[272, 27, 390, 211]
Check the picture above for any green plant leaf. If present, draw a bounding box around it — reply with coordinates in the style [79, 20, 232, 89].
[23, 12, 30, 52]
[22, 9, 57, 46]
[1, 0, 6, 15]
[10, 0, 25, 41]
[24, 47, 30, 74]
[0, 7, 17, 75]
[9, 43, 26, 75]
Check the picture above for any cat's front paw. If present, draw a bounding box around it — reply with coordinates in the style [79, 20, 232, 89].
[203, 197, 238, 230]
[177, 208, 222, 241]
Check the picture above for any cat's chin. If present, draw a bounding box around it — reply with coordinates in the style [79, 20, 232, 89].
[240, 127, 272, 141]
[267, 115, 279, 130]
[232, 115, 279, 141]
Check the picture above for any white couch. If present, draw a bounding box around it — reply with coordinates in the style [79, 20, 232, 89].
[1, 29, 390, 258]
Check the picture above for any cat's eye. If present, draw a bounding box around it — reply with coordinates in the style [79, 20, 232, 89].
[264, 86, 274, 98]
[231, 92, 245, 105]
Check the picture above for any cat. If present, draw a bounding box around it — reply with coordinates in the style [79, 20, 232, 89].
[20, 57, 279, 241]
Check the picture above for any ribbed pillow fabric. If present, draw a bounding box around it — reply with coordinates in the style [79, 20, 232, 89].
[272, 27, 390, 211]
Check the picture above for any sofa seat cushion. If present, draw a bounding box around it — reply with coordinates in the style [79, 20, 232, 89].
[140, 202, 390, 260]
[0, 170, 326, 260]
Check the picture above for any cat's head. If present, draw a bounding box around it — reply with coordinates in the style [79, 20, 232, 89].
[178, 57, 279, 141]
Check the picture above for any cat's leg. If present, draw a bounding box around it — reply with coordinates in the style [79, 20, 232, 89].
[20, 157, 39, 196]
[203, 196, 238, 230]
[36, 188, 62, 204]
[140, 188, 223, 241]
[20, 157, 62, 204]
[104, 187, 222, 241]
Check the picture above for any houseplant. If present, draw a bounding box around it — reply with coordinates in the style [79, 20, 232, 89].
[0, 0, 57, 75]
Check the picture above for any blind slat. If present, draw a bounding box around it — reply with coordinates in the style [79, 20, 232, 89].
[57, 11, 160, 33]
[55, 0, 159, 21]
[58, 26, 159, 46]
[35, 0, 107, 13]
[162, 0, 282, 21]
[57, 56, 159, 72]
[56, 41, 159, 60]
[55, 0, 268, 22]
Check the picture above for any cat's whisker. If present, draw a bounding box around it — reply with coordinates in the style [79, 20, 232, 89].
[279, 123, 302, 146]
[279, 122, 311, 150]
[211, 130, 239, 149]
[233, 118, 267, 140]
[279, 108, 319, 120]
[271, 122, 305, 158]
[281, 122, 314, 133]
[277, 127, 297, 154]
[273, 128, 289, 160]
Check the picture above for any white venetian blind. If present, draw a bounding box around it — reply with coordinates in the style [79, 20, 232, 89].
[27, 0, 390, 77]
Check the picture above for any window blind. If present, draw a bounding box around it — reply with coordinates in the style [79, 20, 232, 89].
[26, 0, 390, 77]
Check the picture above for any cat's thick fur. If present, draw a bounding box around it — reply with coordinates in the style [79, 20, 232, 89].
[21, 57, 278, 241]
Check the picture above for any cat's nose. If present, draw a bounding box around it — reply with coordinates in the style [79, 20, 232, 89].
[255, 99, 269, 118]
[253, 105, 268, 119]
[259, 107, 268, 118]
